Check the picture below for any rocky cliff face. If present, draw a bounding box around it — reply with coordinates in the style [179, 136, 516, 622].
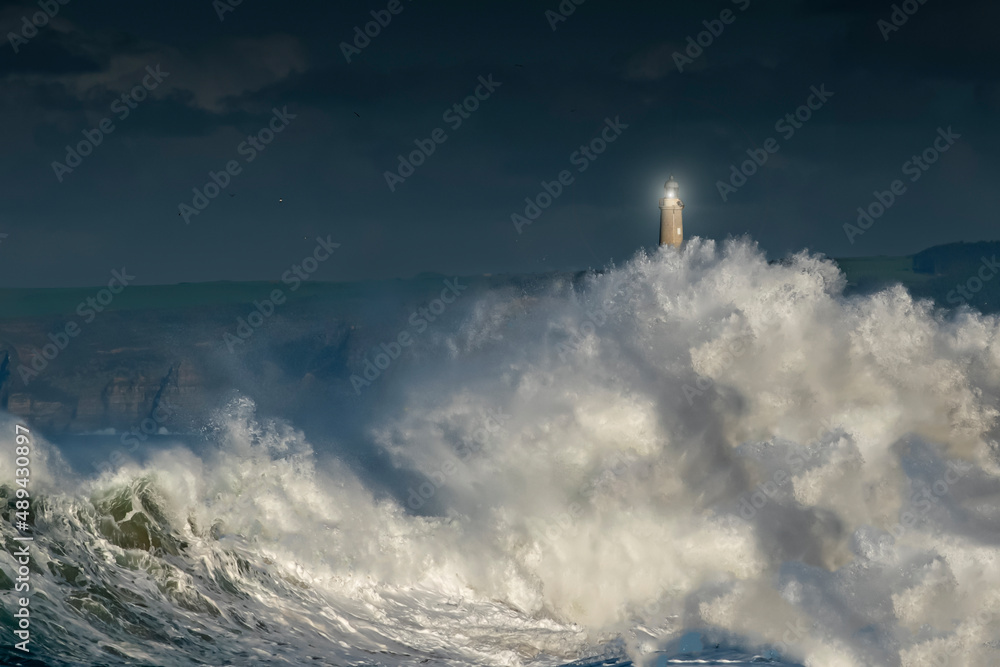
[0, 299, 356, 435]
[0, 274, 536, 436]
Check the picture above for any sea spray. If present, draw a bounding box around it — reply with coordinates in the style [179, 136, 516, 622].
[2, 236, 999, 666]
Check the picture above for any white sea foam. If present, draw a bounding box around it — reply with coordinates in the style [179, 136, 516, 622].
[2, 236, 999, 666]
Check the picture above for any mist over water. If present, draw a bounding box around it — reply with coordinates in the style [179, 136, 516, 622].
[3, 237, 1000, 666]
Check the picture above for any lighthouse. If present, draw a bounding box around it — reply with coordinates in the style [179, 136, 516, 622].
[659, 175, 684, 248]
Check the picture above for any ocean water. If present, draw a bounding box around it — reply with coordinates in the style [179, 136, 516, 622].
[2, 237, 999, 666]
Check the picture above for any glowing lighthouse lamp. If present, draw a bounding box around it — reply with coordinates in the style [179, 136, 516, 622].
[658, 175, 684, 248]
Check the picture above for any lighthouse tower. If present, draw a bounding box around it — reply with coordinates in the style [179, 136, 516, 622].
[659, 175, 684, 248]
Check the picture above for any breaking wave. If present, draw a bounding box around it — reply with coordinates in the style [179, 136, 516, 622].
[3, 237, 1000, 666]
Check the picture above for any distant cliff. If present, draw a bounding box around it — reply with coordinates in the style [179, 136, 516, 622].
[0, 274, 555, 435]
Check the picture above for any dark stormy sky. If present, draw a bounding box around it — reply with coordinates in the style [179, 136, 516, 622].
[0, 0, 997, 287]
